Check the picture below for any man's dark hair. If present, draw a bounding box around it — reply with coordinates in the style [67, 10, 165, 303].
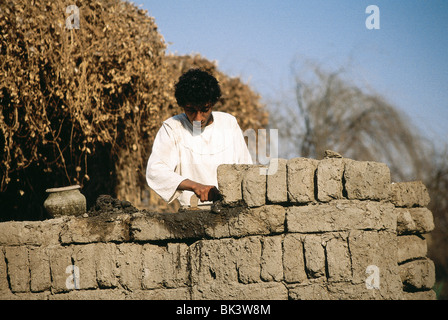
[174, 68, 221, 108]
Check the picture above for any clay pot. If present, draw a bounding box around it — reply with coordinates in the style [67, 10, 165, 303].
[43, 185, 86, 217]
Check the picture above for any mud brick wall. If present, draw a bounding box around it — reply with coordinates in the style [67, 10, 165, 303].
[0, 157, 436, 300]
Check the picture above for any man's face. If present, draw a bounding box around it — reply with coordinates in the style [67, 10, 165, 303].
[183, 104, 213, 128]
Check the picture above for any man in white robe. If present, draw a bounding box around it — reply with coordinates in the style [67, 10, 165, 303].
[146, 69, 253, 207]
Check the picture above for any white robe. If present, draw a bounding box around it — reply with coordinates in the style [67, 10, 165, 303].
[146, 111, 253, 207]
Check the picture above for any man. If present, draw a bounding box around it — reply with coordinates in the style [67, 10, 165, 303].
[146, 68, 253, 207]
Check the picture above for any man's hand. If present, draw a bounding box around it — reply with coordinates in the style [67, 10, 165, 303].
[193, 184, 220, 202]
[178, 179, 221, 202]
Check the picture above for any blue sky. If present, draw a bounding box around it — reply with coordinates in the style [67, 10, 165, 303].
[139, 0, 448, 148]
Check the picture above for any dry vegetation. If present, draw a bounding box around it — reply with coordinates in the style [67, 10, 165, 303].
[0, 0, 267, 219]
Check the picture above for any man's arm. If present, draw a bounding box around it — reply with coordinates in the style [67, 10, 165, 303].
[177, 179, 221, 202]
[146, 124, 186, 203]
